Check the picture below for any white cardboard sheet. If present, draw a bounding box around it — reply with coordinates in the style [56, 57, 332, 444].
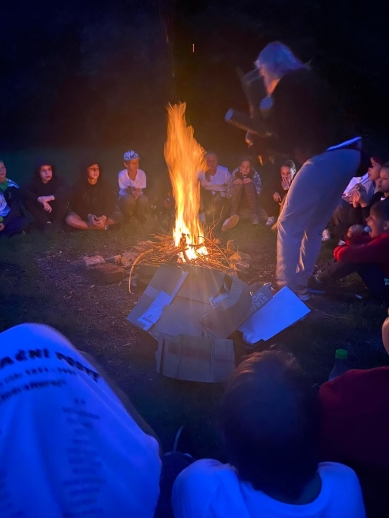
[238, 287, 310, 343]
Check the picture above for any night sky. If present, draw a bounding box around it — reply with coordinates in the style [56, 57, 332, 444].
[1, 0, 389, 154]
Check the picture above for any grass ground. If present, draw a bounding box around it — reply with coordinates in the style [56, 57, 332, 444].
[1, 215, 388, 459]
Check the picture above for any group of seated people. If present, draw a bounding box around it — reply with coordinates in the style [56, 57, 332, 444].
[306, 157, 389, 302]
[197, 151, 295, 232]
[0, 150, 150, 237]
[2, 318, 389, 517]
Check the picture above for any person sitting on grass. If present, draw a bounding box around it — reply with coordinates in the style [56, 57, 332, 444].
[118, 150, 149, 224]
[172, 350, 365, 518]
[222, 156, 261, 232]
[65, 160, 121, 231]
[0, 159, 29, 238]
[21, 159, 70, 232]
[328, 156, 383, 241]
[198, 151, 231, 223]
[263, 159, 297, 228]
[311, 200, 389, 302]
[350, 162, 389, 224]
[0, 323, 161, 517]
[319, 314, 389, 518]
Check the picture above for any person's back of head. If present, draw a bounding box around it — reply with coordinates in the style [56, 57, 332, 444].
[219, 350, 320, 501]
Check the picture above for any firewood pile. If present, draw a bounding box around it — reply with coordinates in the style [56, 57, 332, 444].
[128, 231, 252, 293]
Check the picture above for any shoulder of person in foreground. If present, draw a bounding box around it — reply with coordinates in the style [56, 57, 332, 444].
[320, 367, 389, 450]
[317, 461, 365, 516]
[172, 459, 239, 518]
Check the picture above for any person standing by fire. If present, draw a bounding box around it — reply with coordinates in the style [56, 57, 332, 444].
[248, 42, 361, 300]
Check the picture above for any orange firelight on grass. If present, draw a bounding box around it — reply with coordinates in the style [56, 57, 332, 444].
[164, 103, 208, 261]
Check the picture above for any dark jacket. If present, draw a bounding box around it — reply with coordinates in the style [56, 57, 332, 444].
[70, 178, 116, 220]
[22, 167, 68, 203]
[261, 68, 357, 162]
[361, 191, 389, 221]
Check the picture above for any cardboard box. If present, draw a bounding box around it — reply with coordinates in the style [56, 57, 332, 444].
[156, 334, 235, 383]
[127, 264, 252, 382]
[127, 263, 252, 340]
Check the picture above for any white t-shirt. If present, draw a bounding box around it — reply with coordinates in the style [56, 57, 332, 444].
[172, 459, 365, 518]
[0, 323, 161, 518]
[118, 168, 147, 196]
[198, 166, 231, 197]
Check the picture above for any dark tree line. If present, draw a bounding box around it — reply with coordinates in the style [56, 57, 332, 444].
[1, 0, 389, 153]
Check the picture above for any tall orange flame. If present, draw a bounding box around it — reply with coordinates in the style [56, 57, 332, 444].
[164, 103, 207, 260]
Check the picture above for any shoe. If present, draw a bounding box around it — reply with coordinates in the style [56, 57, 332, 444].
[307, 274, 326, 294]
[222, 214, 239, 232]
[265, 216, 276, 226]
[322, 229, 331, 241]
[251, 214, 260, 225]
[293, 287, 310, 301]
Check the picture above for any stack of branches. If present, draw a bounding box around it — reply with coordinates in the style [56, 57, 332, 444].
[128, 227, 238, 293]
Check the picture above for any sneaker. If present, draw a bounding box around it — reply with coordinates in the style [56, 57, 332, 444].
[293, 287, 310, 301]
[265, 216, 276, 226]
[222, 214, 239, 232]
[251, 214, 260, 225]
[322, 229, 331, 241]
[307, 274, 326, 294]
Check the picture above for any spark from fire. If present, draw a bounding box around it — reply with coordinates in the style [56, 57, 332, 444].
[164, 103, 208, 261]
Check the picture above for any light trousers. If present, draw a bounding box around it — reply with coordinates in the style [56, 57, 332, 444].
[276, 149, 360, 290]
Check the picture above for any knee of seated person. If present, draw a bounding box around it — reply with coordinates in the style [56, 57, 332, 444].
[220, 351, 320, 501]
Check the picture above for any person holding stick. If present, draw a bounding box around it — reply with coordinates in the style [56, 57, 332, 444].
[237, 42, 362, 300]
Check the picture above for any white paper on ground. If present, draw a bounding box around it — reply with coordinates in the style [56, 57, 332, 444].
[137, 270, 188, 330]
[238, 287, 310, 344]
[138, 291, 173, 330]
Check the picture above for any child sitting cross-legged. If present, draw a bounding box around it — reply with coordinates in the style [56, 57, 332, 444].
[310, 200, 389, 302]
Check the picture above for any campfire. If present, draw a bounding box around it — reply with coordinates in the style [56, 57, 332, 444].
[165, 103, 208, 261]
[128, 103, 245, 291]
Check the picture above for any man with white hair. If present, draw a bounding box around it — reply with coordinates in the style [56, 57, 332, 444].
[251, 42, 361, 300]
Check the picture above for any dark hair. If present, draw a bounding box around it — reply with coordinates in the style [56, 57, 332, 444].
[372, 156, 386, 166]
[281, 159, 296, 170]
[240, 155, 253, 166]
[81, 160, 103, 181]
[219, 351, 320, 500]
[370, 200, 389, 221]
[33, 160, 56, 180]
